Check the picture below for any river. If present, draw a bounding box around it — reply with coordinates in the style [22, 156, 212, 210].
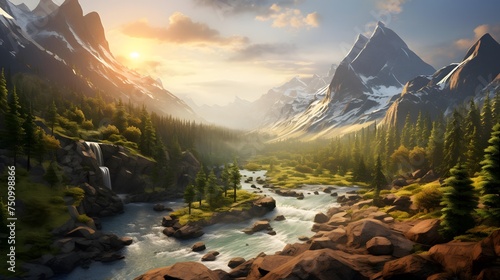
[62, 170, 358, 280]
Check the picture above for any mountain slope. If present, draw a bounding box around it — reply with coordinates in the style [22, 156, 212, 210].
[0, 0, 197, 121]
[262, 22, 435, 140]
[383, 33, 500, 128]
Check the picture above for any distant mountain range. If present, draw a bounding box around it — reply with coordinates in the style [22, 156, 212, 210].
[0, 0, 197, 120]
[2, 0, 499, 138]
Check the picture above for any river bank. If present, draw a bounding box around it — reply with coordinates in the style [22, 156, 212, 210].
[58, 169, 356, 279]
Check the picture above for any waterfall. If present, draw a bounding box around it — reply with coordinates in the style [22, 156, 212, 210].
[87, 142, 112, 190]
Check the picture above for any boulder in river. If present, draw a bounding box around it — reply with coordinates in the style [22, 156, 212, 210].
[228, 257, 246, 269]
[192, 241, 206, 252]
[174, 225, 204, 239]
[134, 261, 219, 280]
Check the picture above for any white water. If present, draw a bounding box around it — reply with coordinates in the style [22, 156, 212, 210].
[61, 170, 358, 280]
[87, 142, 112, 190]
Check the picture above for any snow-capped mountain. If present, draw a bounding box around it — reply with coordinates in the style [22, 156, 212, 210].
[189, 70, 333, 130]
[0, 0, 197, 120]
[383, 33, 500, 128]
[261, 22, 436, 140]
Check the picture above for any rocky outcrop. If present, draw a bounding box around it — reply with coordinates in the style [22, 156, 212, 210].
[228, 257, 246, 269]
[243, 220, 273, 234]
[79, 183, 123, 217]
[134, 262, 219, 280]
[405, 219, 445, 246]
[382, 254, 442, 280]
[173, 225, 205, 239]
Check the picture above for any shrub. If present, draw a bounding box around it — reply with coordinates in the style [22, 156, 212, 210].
[108, 134, 125, 143]
[295, 165, 313, 173]
[64, 187, 85, 206]
[244, 162, 261, 171]
[81, 120, 94, 130]
[22, 199, 50, 226]
[77, 214, 92, 223]
[415, 185, 442, 212]
[49, 196, 65, 205]
[122, 126, 141, 143]
[100, 124, 119, 140]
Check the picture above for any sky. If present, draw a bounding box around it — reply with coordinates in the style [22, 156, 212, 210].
[9, 0, 500, 106]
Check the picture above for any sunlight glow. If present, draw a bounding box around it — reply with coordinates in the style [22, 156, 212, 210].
[129, 51, 140, 60]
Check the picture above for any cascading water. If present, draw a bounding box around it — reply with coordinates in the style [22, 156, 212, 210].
[87, 142, 112, 190]
[61, 169, 359, 280]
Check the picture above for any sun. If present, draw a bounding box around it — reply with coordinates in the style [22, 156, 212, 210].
[129, 51, 140, 60]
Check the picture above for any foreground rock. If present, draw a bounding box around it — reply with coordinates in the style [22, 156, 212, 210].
[243, 220, 272, 234]
[174, 225, 205, 239]
[228, 257, 246, 269]
[134, 262, 219, 280]
[405, 218, 445, 246]
[192, 242, 206, 252]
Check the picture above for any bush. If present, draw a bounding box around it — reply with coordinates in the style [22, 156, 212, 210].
[122, 126, 141, 143]
[245, 162, 261, 171]
[49, 196, 65, 205]
[64, 187, 85, 206]
[108, 134, 125, 143]
[415, 184, 442, 212]
[100, 125, 119, 140]
[295, 165, 313, 173]
[81, 120, 94, 130]
[22, 199, 50, 226]
[77, 214, 92, 223]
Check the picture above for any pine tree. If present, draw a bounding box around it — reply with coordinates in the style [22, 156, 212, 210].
[184, 184, 196, 215]
[4, 88, 24, 165]
[230, 159, 242, 202]
[442, 110, 463, 175]
[23, 108, 37, 171]
[401, 113, 413, 148]
[47, 101, 58, 135]
[194, 167, 206, 207]
[440, 163, 477, 239]
[372, 156, 386, 205]
[481, 95, 493, 152]
[493, 91, 500, 122]
[44, 162, 60, 188]
[113, 99, 128, 133]
[464, 100, 482, 175]
[139, 108, 156, 156]
[220, 163, 231, 197]
[206, 169, 220, 208]
[354, 156, 370, 183]
[0, 69, 7, 114]
[427, 119, 445, 173]
[479, 123, 500, 223]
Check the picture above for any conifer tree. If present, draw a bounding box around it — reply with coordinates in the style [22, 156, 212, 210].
[194, 166, 206, 207]
[481, 94, 493, 152]
[230, 159, 242, 202]
[464, 100, 482, 175]
[23, 108, 37, 171]
[184, 184, 196, 215]
[442, 110, 463, 175]
[5, 88, 24, 165]
[354, 156, 370, 183]
[0, 69, 7, 114]
[113, 99, 128, 133]
[47, 101, 58, 135]
[401, 113, 413, 148]
[44, 162, 60, 188]
[440, 163, 477, 239]
[427, 119, 445, 173]
[493, 91, 500, 122]
[479, 123, 500, 223]
[206, 169, 220, 208]
[372, 155, 386, 205]
[139, 107, 156, 156]
[220, 163, 231, 197]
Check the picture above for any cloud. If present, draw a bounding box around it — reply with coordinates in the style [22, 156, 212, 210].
[376, 0, 406, 15]
[193, 0, 303, 16]
[454, 24, 500, 50]
[256, 4, 320, 29]
[230, 43, 296, 61]
[120, 12, 248, 46]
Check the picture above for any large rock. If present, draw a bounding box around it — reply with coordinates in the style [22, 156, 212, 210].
[48, 252, 82, 274]
[346, 218, 414, 257]
[314, 212, 329, 223]
[250, 197, 276, 217]
[228, 257, 246, 269]
[192, 242, 206, 252]
[405, 219, 445, 245]
[382, 254, 442, 280]
[228, 258, 255, 278]
[391, 195, 412, 211]
[327, 212, 350, 226]
[134, 262, 219, 280]
[366, 236, 393, 256]
[247, 255, 293, 279]
[66, 226, 96, 239]
[309, 237, 338, 250]
[428, 242, 476, 278]
[173, 225, 204, 239]
[243, 220, 272, 234]
[261, 249, 390, 280]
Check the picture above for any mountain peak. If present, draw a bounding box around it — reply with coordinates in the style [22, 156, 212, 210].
[33, 0, 58, 17]
[57, 0, 83, 20]
[343, 33, 368, 64]
[377, 21, 386, 28]
[463, 33, 500, 61]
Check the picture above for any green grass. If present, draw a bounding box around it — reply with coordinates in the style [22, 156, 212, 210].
[172, 190, 260, 225]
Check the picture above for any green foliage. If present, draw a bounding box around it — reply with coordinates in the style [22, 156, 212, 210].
[442, 110, 464, 175]
[479, 123, 500, 223]
[64, 187, 85, 206]
[22, 199, 50, 226]
[244, 162, 261, 171]
[122, 126, 141, 143]
[100, 124, 120, 140]
[440, 164, 478, 239]
[81, 119, 94, 130]
[206, 169, 222, 208]
[76, 214, 92, 223]
[184, 184, 196, 214]
[4, 88, 25, 163]
[44, 162, 60, 187]
[231, 159, 242, 202]
[415, 183, 442, 212]
[195, 167, 207, 206]
[372, 156, 386, 204]
[294, 164, 313, 173]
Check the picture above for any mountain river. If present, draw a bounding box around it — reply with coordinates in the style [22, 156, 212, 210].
[61, 170, 358, 279]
